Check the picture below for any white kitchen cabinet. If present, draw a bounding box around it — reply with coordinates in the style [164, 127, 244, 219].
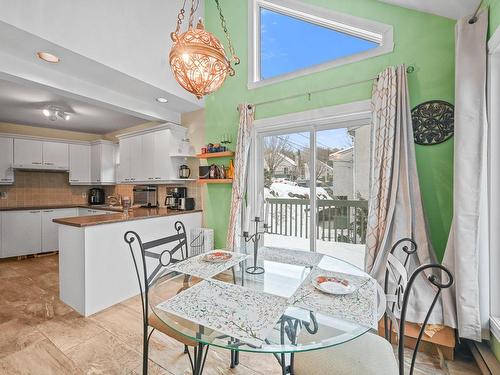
[0, 137, 14, 184]
[142, 133, 156, 181]
[42, 208, 78, 252]
[91, 141, 116, 184]
[1, 210, 42, 257]
[13, 139, 43, 168]
[42, 141, 69, 170]
[118, 136, 142, 183]
[69, 144, 91, 184]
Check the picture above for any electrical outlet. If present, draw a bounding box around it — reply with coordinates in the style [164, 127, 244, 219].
[81, 192, 87, 198]
[0, 191, 7, 199]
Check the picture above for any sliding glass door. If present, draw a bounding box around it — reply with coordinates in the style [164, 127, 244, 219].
[259, 123, 370, 263]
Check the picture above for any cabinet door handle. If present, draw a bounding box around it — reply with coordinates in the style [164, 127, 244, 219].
[31, 162, 42, 165]
[69, 179, 80, 182]
[0, 178, 12, 181]
[44, 162, 54, 165]
[30, 210, 40, 213]
[43, 210, 54, 213]
[155, 177, 161, 179]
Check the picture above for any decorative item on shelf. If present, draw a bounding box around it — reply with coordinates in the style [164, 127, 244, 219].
[411, 100, 454, 145]
[199, 166, 210, 179]
[179, 164, 191, 179]
[243, 216, 269, 275]
[219, 165, 226, 179]
[169, 0, 239, 99]
[228, 160, 235, 179]
[209, 164, 220, 179]
[221, 133, 232, 145]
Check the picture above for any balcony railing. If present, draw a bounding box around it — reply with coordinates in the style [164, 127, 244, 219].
[266, 198, 368, 244]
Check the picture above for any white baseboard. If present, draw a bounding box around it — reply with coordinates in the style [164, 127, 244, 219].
[491, 316, 500, 342]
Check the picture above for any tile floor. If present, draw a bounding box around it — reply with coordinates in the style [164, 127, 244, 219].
[0, 255, 481, 375]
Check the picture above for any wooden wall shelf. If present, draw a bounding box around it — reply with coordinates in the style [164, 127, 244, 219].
[196, 151, 234, 159]
[197, 179, 233, 184]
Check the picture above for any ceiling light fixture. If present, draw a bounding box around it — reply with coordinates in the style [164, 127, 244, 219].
[156, 97, 168, 103]
[42, 105, 71, 121]
[37, 51, 60, 63]
[169, 0, 239, 99]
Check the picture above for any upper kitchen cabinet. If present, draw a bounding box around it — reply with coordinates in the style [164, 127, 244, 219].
[13, 139, 43, 168]
[117, 135, 143, 183]
[69, 144, 91, 184]
[91, 140, 116, 185]
[42, 141, 69, 170]
[14, 138, 69, 170]
[0, 137, 14, 184]
[117, 123, 190, 184]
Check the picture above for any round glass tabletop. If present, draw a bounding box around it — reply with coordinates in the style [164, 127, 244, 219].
[149, 248, 382, 354]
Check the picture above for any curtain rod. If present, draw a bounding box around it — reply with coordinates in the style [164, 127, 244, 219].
[468, 1, 484, 24]
[237, 65, 415, 111]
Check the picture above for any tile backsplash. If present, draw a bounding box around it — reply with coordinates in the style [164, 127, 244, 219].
[0, 171, 203, 210]
[0, 171, 89, 208]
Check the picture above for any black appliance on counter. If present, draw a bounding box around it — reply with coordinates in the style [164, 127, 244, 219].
[165, 187, 188, 210]
[179, 197, 195, 211]
[88, 188, 105, 205]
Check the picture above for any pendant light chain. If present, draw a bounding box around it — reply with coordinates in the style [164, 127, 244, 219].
[188, 0, 200, 28]
[172, 0, 187, 41]
[214, 0, 240, 64]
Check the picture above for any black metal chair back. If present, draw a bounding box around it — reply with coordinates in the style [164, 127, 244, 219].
[124, 221, 188, 375]
[398, 263, 453, 375]
[383, 238, 417, 343]
[124, 220, 188, 323]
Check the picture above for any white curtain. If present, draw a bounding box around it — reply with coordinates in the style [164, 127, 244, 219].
[225, 104, 255, 251]
[366, 65, 442, 323]
[442, 10, 489, 341]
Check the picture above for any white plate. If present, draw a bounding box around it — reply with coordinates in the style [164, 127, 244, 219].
[202, 250, 233, 263]
[312, 275, 357, 295]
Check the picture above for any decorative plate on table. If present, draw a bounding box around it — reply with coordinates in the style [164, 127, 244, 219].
[202, 250, 233, 263]
[312, 275, 357, 295]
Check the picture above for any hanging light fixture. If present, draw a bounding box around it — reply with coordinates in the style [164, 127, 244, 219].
[169, 0, 239, 99]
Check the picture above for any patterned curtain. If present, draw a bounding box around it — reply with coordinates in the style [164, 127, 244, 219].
[225, 104, 255, 251]
[365, 65, 441, 324]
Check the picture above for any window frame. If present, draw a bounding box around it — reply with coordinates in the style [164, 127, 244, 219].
[250, 100, 372, 252]
[248, 0, 394, 89]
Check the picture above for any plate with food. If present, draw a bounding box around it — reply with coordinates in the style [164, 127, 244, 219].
[312, 275, 357, 295]
[202, 250, 233, 263]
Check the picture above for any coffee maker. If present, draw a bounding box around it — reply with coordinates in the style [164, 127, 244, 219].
[165, 187, 187, 210]
[88, 188, 105, 205]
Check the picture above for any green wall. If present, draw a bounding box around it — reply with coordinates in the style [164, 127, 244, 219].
[204, 0, 455, 260]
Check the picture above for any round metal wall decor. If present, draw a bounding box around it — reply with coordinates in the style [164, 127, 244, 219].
[411, 100, 454, 145]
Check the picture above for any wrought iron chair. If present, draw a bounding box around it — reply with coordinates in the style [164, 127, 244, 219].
[294, 238, 453, 375]
[124, 221, 206, 375]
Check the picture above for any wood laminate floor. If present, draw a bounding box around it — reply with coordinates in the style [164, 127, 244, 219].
[0, 255, 481, 375]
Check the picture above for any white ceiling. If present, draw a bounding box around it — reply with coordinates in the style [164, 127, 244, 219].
[0, 0, 204, 118]
[0, 78, 148, 134]
[379, 0, 481, 20]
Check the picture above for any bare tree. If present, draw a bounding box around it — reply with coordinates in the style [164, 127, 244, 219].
[264, 136, 292, 185]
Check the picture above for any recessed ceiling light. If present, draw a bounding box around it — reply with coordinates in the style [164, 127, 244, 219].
[156, 97, 168, 103]
[37, 51, 60, 63]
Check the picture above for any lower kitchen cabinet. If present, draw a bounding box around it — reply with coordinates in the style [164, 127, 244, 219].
[1, 210, 42, 257]
[42, 208, 78, 252]
[0, 207, 97, 257]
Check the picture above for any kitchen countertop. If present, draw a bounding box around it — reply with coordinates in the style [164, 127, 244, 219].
[53, 207, 203, 227]
[0, 204, 124, 212]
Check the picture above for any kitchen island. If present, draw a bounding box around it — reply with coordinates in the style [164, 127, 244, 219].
[54, 208, 202, 316]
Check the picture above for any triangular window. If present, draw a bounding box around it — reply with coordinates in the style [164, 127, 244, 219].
[249, 0, 393, 87]
[260, 8, 379, 80]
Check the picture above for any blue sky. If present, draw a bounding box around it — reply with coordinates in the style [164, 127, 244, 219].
[283, 128, 353, 153]
[260, 8, 378, 80]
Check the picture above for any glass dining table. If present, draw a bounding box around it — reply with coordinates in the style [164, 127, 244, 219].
[149, 247, 384, 375]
